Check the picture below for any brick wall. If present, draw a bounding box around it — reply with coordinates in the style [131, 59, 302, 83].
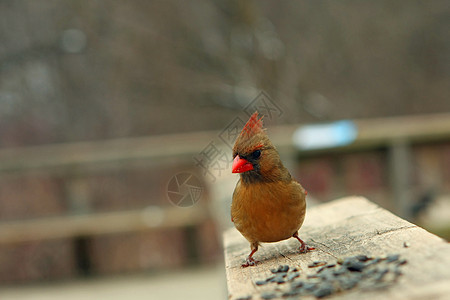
[0, 165, 220, 283]
[295, 142, 450, 214]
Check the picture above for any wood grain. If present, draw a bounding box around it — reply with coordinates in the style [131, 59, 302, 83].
[224, 197, 450, 299]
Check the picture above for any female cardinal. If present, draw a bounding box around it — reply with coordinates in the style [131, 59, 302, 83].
[231, 112, 314, 267]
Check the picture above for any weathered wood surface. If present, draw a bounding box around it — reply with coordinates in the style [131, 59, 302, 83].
[224, 197, 450, 300]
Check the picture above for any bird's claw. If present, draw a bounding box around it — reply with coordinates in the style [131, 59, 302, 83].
[241, 257, 258, 268]
[299, 244, 315, 253]
[293, 233, 315, 253]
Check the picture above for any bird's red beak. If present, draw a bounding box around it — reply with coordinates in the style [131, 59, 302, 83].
[232, 155, 254, 173]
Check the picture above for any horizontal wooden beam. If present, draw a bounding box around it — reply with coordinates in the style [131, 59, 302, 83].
[272, 112, 450, 155]
[0, 113, 449, 174]
[0, 205, 209, 244]
[0, 131, 216, 174]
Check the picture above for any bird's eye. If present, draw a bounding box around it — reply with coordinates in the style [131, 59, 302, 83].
[251, 149, 261, 159]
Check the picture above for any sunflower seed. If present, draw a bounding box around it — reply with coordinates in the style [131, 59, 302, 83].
[309, 261, 327, 268]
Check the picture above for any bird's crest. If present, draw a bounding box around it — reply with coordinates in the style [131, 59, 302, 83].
[240, 112, 264, 138]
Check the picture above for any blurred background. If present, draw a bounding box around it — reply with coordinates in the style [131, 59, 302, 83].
[0, 0, 449, 299]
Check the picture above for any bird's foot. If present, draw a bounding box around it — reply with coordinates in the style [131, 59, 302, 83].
[241, 257, 258, 268]
[293, 232, 315, 253]
[299, 243, 315, 254]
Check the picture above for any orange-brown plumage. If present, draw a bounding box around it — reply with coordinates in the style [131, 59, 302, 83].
[231, 112, 314, 267]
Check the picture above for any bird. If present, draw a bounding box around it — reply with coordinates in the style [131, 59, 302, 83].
[231, 111, 314, 267]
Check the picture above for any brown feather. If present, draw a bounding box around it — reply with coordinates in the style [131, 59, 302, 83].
[232, 180, 306, 243]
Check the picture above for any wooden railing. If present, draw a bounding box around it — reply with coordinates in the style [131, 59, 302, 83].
[0, 113, 449, 244]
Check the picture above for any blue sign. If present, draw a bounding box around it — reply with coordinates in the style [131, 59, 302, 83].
[292, 120, 358, 150]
